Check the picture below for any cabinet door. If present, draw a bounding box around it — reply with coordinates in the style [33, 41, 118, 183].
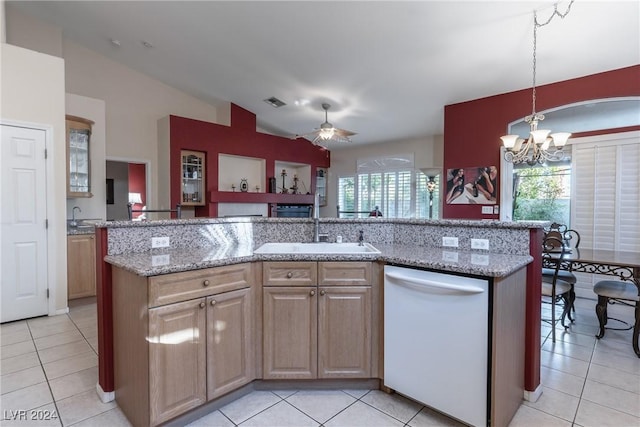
[149, 299, 207, 426]
[66, 116, 93, 198]
[318, 286, 371, 378]
[207, 288, 254, 400]
[181, 150, 206, 206]
[67, 234, 96, 299]
[263, 287, 317, 379]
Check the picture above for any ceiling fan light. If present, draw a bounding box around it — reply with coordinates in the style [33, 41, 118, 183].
[319, 128, 335, 140]
[551, 132, 571, 147]
[531, 129, 551, 144]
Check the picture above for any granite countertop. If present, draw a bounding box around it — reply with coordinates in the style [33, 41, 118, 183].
[105, 243, 533, 278]
[67, 225, 96, 235]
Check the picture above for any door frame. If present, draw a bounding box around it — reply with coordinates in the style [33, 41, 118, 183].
[106, 156, 152, 214]
[1, 118, 61, 318]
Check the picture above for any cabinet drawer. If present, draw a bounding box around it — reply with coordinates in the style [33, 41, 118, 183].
[318, 262, 371, 286]
[263, 262, 317, 287]
[148, 263, 253, 307]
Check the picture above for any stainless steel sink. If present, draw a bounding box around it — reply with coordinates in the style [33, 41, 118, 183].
[254, 242, 381, 255]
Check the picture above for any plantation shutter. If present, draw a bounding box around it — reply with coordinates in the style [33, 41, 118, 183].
[571, 132, 640, 298]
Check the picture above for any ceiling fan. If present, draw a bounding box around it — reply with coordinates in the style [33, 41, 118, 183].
[295, 103, 356, 146]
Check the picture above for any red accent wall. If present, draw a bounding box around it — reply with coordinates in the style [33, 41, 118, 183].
[443, 65, 640, 220]
[169, 104, 331, 217]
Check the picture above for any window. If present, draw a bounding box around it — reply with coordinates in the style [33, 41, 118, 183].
[512, 163, 571, 225]
[338, 171, 439, 219]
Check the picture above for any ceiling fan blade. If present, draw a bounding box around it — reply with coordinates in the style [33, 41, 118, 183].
[334, 128, 357, 137]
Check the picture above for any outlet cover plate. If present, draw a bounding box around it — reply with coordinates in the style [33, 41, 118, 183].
[151, 236, 170, 248]
[471, 238, 490, 250]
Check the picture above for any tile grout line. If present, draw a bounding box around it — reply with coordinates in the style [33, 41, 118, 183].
[26, 315, 64, 426]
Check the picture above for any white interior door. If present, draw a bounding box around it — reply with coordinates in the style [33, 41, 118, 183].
[1, 124, 49, 323]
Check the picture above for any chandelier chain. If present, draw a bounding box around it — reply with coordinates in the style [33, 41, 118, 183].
[530, 0, 574, 118]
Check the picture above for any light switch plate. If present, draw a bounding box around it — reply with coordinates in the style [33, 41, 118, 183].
[481, 206, 493, 214]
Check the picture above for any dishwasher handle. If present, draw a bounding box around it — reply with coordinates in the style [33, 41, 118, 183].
[385, 271, 485, 295]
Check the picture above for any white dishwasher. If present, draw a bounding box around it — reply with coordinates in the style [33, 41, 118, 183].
[384, 265, 490, 427]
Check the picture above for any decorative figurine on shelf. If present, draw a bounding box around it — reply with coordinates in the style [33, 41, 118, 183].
[231, 184, 236, 192]
[290, 174, 299, 194]
[255, 185, 260, 193]
[280, 169, 288, 194]
[240, 178, 249, 192]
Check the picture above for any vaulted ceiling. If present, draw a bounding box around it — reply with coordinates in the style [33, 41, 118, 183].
[8, 1, 640, 147]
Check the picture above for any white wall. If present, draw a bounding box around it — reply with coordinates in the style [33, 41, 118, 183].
[65, 93, 106, 221]
[325, 135, 444, 216]
[5, 5, 226, 212]
[1, 42, 67, 314]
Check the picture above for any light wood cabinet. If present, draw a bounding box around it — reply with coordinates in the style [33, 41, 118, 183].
[149, 298, 207, 424]
[262, 261, 372, 380]
[112, 263, 256, 426]
[263, 286, 318, 379]
[67, 234, 96, 299]
[318, 286, 371, 378]
[207, 287, 254, 399]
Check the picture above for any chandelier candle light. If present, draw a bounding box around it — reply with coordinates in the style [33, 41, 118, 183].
[501, 1, 574, 166]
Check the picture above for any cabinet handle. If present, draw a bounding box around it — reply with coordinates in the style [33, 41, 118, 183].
[210, 299, 216, 306]
[320, 290, 326, 296]
[286, 272, 293, 279]
[310, 290, 315, 296]
[203, 279, 210, 286]
[199, 302, 205, 309]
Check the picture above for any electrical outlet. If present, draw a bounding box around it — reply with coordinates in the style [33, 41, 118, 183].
[442, 236, 459, 247]
[471, 238, 490, 250]
[151, 236, 170, 248]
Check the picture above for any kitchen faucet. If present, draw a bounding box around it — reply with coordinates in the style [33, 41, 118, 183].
[70, 206, 81, 227]
[358, 230, 364, 246]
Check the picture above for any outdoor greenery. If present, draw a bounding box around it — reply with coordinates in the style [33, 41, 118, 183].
[513, 166, 570, 225]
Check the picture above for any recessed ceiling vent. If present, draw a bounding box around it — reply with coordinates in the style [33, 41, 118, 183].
[264, 97, 286, 108]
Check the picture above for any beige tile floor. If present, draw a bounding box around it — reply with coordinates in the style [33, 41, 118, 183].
[1, 296, 639, 426]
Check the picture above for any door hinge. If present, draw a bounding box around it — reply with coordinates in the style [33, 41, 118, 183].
[45, 219, 48, 229]
[44, 148, 48, 159]
[46, 289, 50, 299]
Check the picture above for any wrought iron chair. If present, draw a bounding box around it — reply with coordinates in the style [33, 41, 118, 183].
[542, 223, 580, 319]
[541, 235, 573, 342]
[593, 280, 640, 357]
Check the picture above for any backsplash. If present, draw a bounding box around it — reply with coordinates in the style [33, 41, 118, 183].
[100, 218, 542, 256]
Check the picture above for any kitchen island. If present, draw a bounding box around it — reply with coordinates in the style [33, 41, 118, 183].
[96, 218, 543, 426]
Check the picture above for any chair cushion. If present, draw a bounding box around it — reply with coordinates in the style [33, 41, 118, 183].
[542, 268, 577, 284]
[594, 280, 640, 302]
[541, 279, 572, 297]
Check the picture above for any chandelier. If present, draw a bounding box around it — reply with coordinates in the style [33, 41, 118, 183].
[501, 1, 574, 166]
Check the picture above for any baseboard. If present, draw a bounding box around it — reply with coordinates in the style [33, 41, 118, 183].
[523, 384, 543, 402]
[96, 383, 115, 403]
